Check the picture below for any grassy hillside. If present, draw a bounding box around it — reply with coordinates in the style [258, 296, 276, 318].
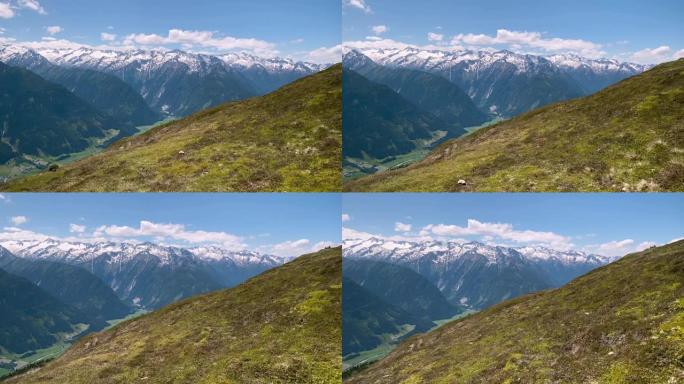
[3, 65, 341, 192]
[345, 240, 684, 384]
[7, 247, 342, 384]
[346, 59, 684, 192]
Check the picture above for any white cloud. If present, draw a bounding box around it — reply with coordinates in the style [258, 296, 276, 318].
[18, 0, 45, 14]
[630, 45, 671, 64]
[0, 2, 14, 18]
[342, 227, 434, 243]
[100, 32, 116, 42]
[69, 224, 86, 233]
[0, 194, 8, 203]
[45, 25, 62, 35]
[344, 37, 463, 52]
[260, 238, 336, 257]
[371, 25, 388, 35]
[423, 219, 572, 250]
[343, 0, 372, 13]
[451, 29, 605, 58]
[10, 216, 27, 225]
[122, 29, 278, 56]
[394, 222, 411, 232]
[428, 32, 444, 42]
[673, 49, 684, 59]
[94, 220, 245, 250]
[342, 214, 351, 222]
[595, 239, 634, 254]
[668, 237, 684, 244]
[635, 241, 657, 251]
[0, 227, 50, 242]
[307, 44, 342, 63]
[290, 38, 304, 44]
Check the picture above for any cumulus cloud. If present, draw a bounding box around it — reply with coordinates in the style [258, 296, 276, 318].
[0, 227, 50, 242]
[344, 0, 372, 13]
[122, 29, 278, 56]
[342, 214, 351, 222]
[427, 32, 444, 42]
[423, 219, 572, 250]
[344, 37, 463, 52]
[0, 2, 14, 18]
[630, 45, 672, 64]
[582, 238, 661, 257]
[674, 49, 684, 59]
[45, 25, 62, 35]
[100, 32, 116, 41]
[69, 224, 86, 233]
[261, 239, 337, 257]
[306, 44, 342, 63]
[94, 220, 245, 250]
[10, 216, 27, 225]
[451, 29, 604, 57]
[394, 222, 411, 232]
[371, 25, 388, 35]
[18, 0, 45, 14]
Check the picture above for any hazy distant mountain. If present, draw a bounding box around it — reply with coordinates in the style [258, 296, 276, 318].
[343, 69, 446, 159]
[0, 267, 88, 354]
[343, 258, 461, 321]
[342, 277, 434, 355]
[0, 247, 131, 329]
[344, 50, 487, 130]
[0, 62, 128, 164]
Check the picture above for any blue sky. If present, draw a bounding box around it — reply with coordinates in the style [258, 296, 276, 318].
[342, 193, 684, 256]
[0, 0, 341, 62]
[0, 193, 341, 257]
[343, 0, 684, 64]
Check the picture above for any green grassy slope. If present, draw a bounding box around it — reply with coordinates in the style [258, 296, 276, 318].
[7, 247, 342, 384]
[345, 240, 684, 384]
[3, 65, 341, 192]
[346, 59, 684, 192]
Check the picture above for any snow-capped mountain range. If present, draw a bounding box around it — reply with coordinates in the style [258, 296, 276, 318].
[343, 237, 614, 266]
[346, 47, 649, 77]
[0, 45, 324, 76]
[343, 48, 651, 117]
[1, 239, 289, 266]
[0, 44, 327, 117]
[343, 237, 617, 309]
[0, 239, 292, 309]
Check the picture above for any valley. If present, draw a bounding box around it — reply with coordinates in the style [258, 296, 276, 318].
[346, 58, 684, 192]
[1, 64, 341, 192]
[0, 44, 332, 189]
